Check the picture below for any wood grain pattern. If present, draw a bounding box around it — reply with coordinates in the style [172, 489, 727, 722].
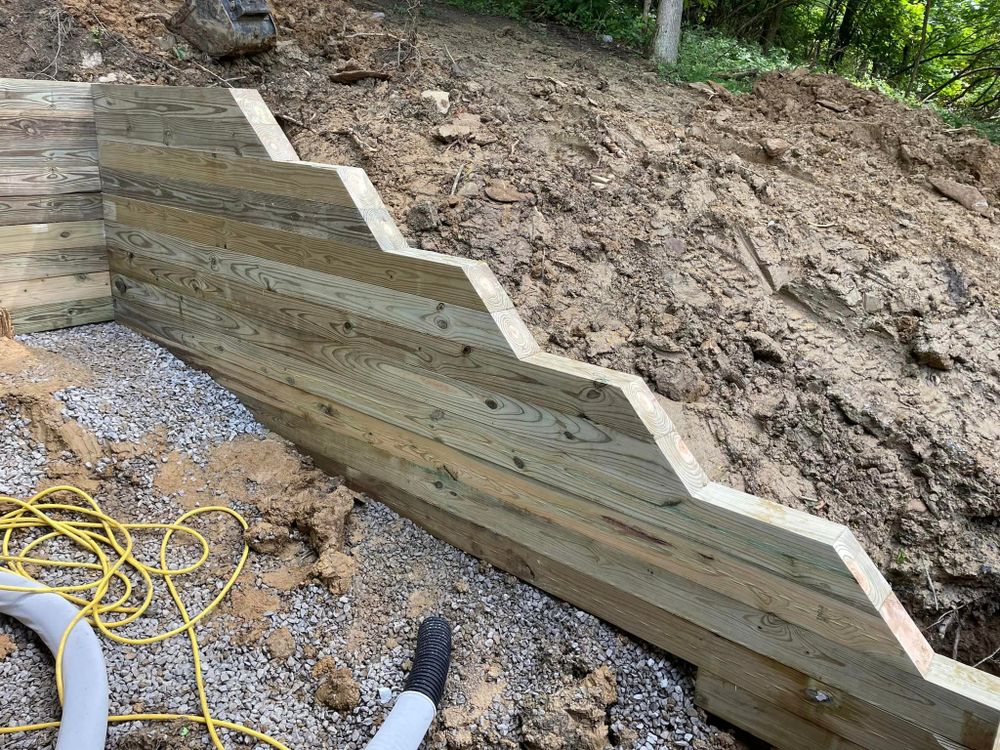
[696, 671, 867, 750]
[103, 194, 503, 312]
[92, 84, 299, 161]
[11, 296, 114, 333]
[0, 272, 110, 309]
[0, 164, 100, 196]
[0, 220, 104, 252]
[0, 246, 108, 281]
[0, 78, 93, 111]
[0, 193, 103, 225]
[0, 79, 110, 333]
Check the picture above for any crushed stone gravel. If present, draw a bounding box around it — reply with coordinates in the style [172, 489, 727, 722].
[0, 323, 731, 749]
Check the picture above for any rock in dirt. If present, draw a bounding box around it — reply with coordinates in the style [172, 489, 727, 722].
[301, 485, 357, 551]
[266, 627, 296, 660]
[745, 331, 787, 364]
[761, 137, 791, 158]
[929, 176, 990, 214]
[314, 657, 361, 712]
[0, 635, 15, 660]
[244, 521, 291, 554]
[313, 548, 357, 595]
[521, 666, 618, 750]
[652, 363, 708, 403]
[435, 113, 481, 143]
[81, 51, 102, 69]
[911, 324, 955, 370]
[485, 180, 533, 203]
[407, 201, 440, 232]
[816, 98, 848, 112]
[421, 89, 450, 114]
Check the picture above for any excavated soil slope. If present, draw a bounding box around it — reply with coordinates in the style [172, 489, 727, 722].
[2, 0, 998, 673]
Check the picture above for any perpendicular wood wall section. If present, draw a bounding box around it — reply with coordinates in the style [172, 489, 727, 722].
[0, 79, 110, 333]
[0, 79, 296, 335]
[90, 84, 1000, 750]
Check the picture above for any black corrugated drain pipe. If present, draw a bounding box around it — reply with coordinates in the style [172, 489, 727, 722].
[363, 615, 452, 750]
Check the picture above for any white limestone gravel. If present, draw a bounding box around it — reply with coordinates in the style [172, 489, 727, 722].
[0, 323, 729, 750]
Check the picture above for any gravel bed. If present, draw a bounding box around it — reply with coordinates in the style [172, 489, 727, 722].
[0, 401, 46, 497]
[0, 323, 726, 750]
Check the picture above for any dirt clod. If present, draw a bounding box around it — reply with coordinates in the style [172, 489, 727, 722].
[0, 635, 16, 660]
[266, 627, 297, 660]
[244, 521, 292, 554]
[313, 548, 358, 595]
[522, 666, 618, 750]
[314, 657, 361, 712]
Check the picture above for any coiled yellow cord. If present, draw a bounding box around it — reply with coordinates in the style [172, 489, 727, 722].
[0, 485, 290, 750]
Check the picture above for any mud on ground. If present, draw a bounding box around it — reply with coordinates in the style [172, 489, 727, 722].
[1, 0, 997, 673]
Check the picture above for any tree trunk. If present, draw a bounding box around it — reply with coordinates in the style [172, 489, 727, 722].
[761, 3, 783, 52]
[653, 0, 684, 64]
[643, 0, 653, 17]
[905, 0, 933, 97]
[829, 0, 860, 66]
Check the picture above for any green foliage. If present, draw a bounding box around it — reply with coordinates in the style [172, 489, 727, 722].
[442, 0, 656, 49]
[662, 28, 794, 90]
[935, 108, 1000, 144]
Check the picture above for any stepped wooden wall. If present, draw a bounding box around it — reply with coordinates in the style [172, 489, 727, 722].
[0, 79, 110, 333]
[3, 78, 999, 750]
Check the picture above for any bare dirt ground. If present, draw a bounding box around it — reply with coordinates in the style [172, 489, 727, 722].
[1, 0, 998, 678]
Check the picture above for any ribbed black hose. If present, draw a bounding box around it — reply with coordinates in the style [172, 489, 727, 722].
[403, 616, 452, 707]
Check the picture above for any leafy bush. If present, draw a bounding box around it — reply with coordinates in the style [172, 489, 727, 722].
[662, 27, 794, 91]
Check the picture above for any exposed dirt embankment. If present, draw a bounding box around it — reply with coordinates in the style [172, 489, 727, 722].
[3, 0, 997, 672]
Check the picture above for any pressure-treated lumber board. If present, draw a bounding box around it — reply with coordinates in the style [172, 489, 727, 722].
[91, 84, 298, 161]
[0, 115, 96, 151]
[695, 638, 994, 750]
[0, 220, 104, 252]
[99, 142, 345, 204]
[87, 83, 1000, 750]
[0, 79, 110, 334]
[695, 672, 867, 750]
[0, 193, 103, 226]
[0, 247, 108, 281]
[0, 164, 100, 196]
[11, 296, 114, 334]
[0, 78, 94, 111]
[99, 164, 384, 249]
[102, 194, 504, 312]
[0, 272, 111, 309]
[102, 229, 522, 359]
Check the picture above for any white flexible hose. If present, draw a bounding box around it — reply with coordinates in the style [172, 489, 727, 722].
[0, 569, 109, 750]
[363, 690, 437, 750]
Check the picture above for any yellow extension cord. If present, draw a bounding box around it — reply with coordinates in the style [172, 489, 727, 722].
[0, 484, 290, 750]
